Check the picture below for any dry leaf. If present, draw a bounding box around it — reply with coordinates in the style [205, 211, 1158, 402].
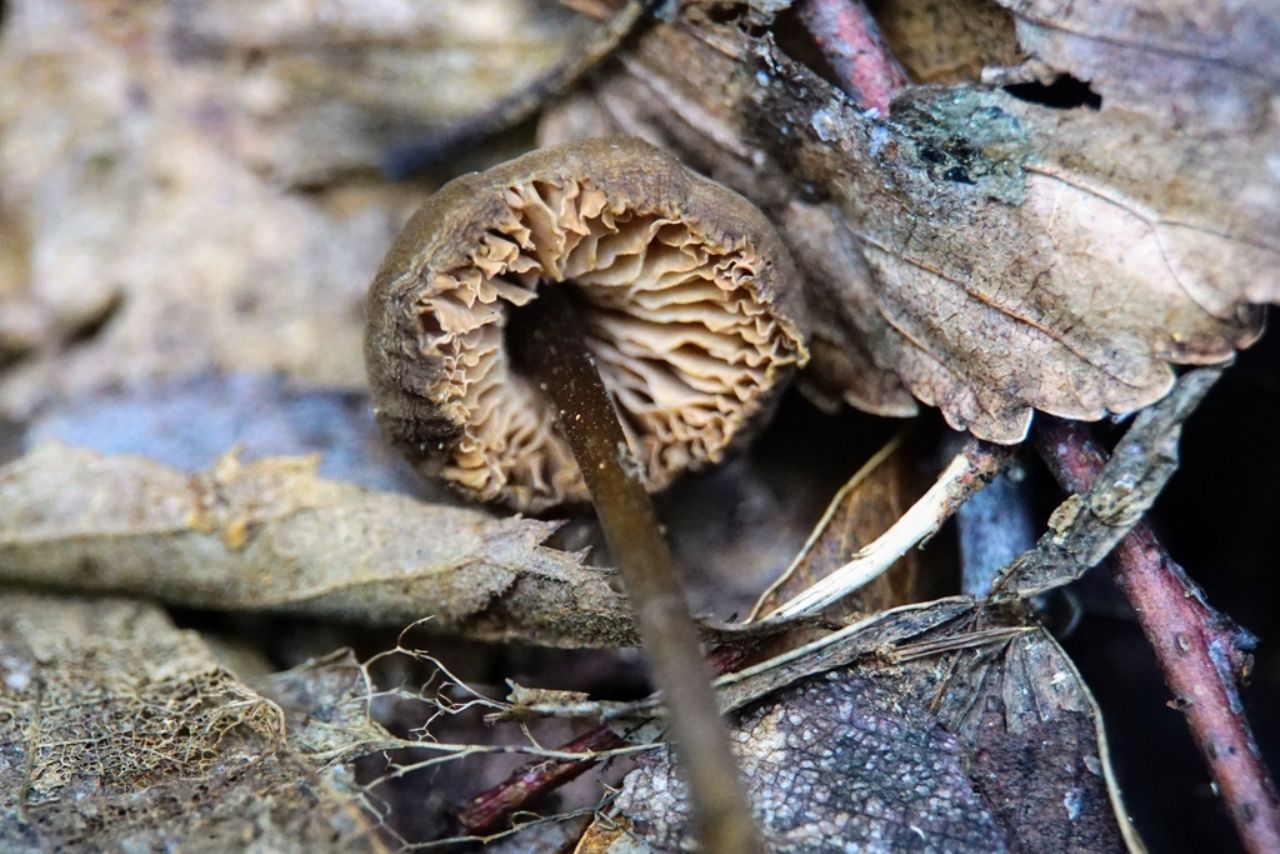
[0, 594, 386, 852]
[166, 0, 590, 185]
[0, 0, 581, 419]
[584, 613, 1132, 851]
[995, 0, 1276, 130]
[873, 0, 1025, 84]
[0, 444, 636, 648]
[540, 2, 1277, 442]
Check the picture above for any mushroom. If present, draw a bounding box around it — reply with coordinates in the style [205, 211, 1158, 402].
[366, 136, 809, 511]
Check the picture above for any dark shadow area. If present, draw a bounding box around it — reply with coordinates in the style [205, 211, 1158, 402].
[1005, 74, 1103, 110]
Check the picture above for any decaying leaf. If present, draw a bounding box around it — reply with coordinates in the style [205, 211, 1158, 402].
[167, 0, 591, 185]
[995, 0, 1276, 130]
[0, 594, 387, 852]
[0, 0, 582, 419]
[583, 607, 1133, 851]
[0, 443, 636, 648]
[540, 1, 1277, 442]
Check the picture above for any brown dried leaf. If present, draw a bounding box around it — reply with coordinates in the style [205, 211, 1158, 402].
[0, 594, 387, 852]
[167, 0, 590, 184]
[0, 0, 582, 419]
[995, 0, 1277, 129]
[585, 612, 1132, 851]
[540, 4, 1277, 442]
[0, 444, 636, 648]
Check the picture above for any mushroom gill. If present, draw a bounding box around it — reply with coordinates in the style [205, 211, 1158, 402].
[366, 138, 808, 511]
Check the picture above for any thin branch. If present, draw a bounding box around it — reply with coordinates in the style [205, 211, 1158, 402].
[457, 726, 625, 835]
[796, 0, 908, 114]
[1035, 417, 1280, 854]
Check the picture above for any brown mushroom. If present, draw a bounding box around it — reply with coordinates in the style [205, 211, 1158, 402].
[366, 136, 809, 511]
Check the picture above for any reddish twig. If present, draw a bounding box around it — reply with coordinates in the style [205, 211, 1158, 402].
[457, 644, 753, 835]
[796, 0, 908, 114]
[457, 726, 626, 834]
[1036, 417, 1280, 854]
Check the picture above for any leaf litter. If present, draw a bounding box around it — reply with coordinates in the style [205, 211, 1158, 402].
[0, 594, 387, 852]
[0, 247, 1221, 854]
[574, 371, 1217, 851]
[584, 623, 1130, 852]
[0, 0, 1274, 848]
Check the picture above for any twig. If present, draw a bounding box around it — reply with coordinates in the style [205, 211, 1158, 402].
[507, 289, 761, 852]
[1035, 417, 1280, 854]
[795, 0, 908, 114]
[759, 439, 1011, 621]
[457, 726, 626, 834]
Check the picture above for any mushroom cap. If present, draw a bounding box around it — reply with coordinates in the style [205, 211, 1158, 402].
[366, 137, 809, 512]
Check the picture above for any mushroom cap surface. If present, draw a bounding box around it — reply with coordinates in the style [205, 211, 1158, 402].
[366, 137, 808, 511]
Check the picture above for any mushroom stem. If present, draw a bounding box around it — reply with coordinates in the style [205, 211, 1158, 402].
[508, 288, 762, 853]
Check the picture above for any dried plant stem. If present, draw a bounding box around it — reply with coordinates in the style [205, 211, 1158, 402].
[796, 0, 908, 113]
[1036, 417, 1280, 854]
[746, 433, 905, 621]
[761, 439, 1010, 621]
[507, 289, 762, 852]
